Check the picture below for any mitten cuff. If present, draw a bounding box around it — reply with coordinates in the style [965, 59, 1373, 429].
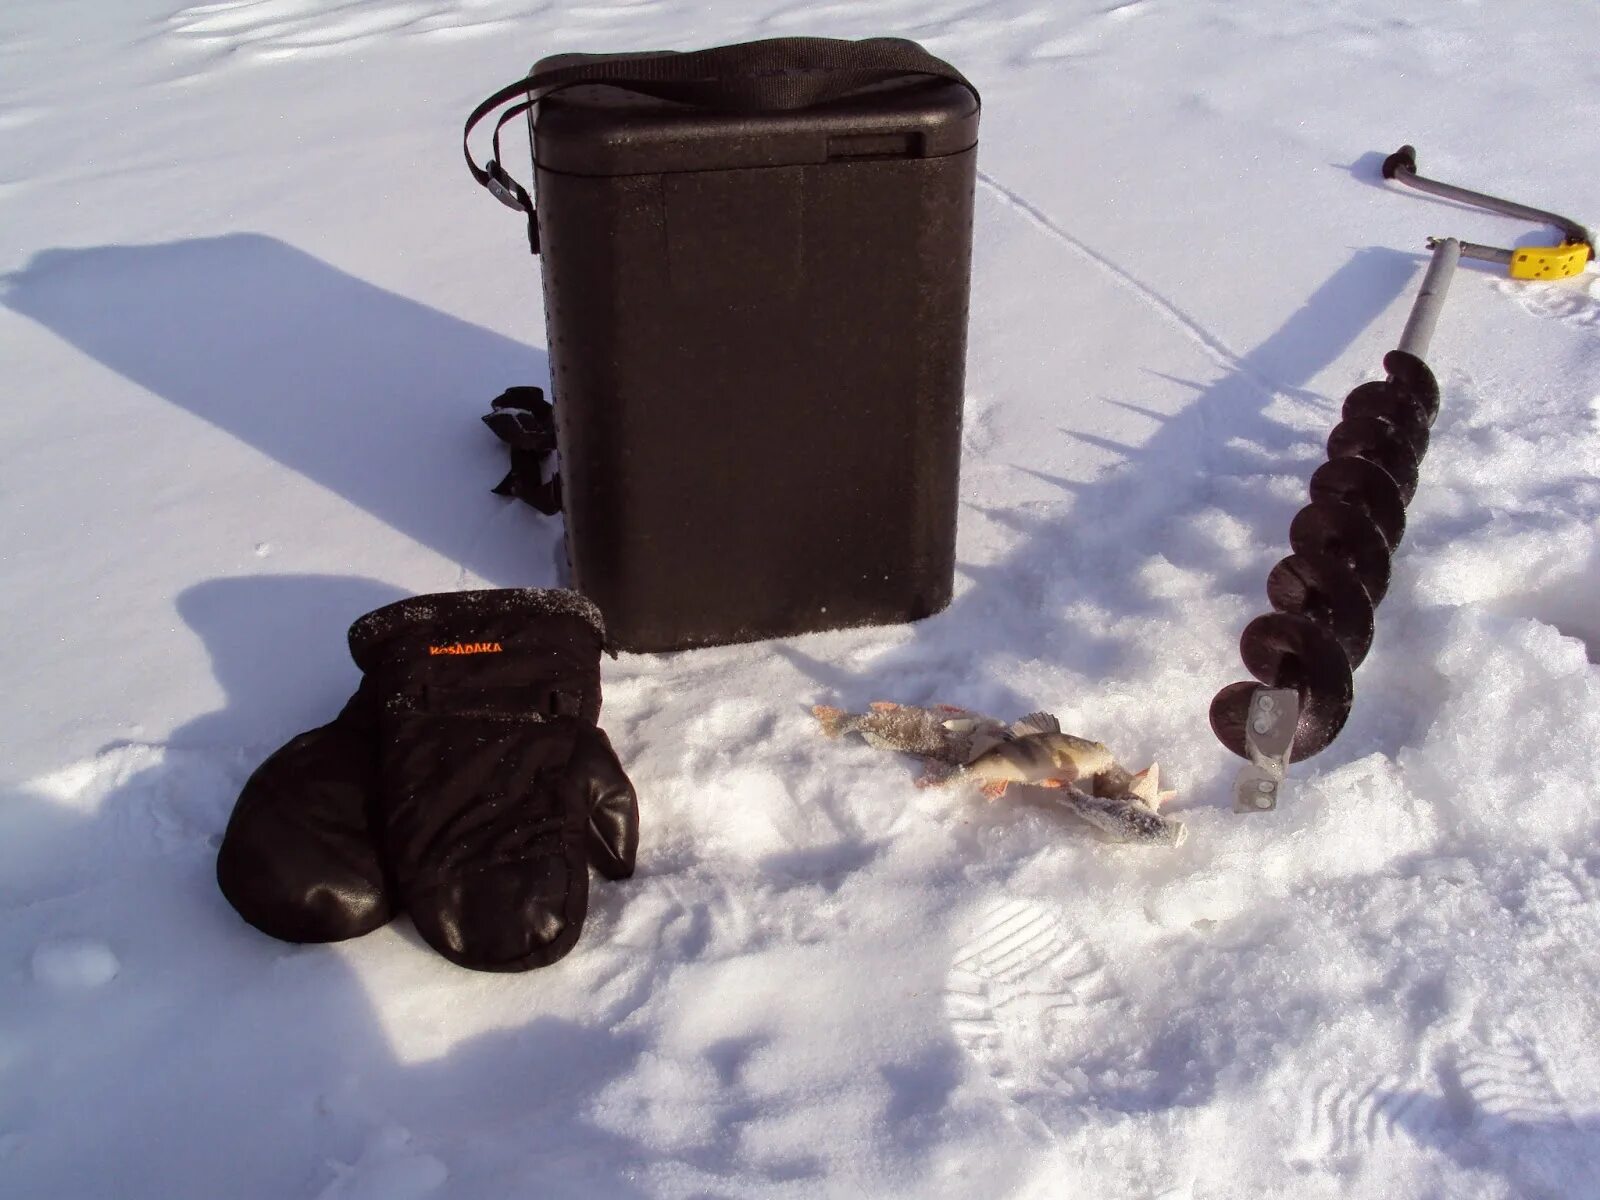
[348, 588, 606, 661]
[348, 588, 611, 725]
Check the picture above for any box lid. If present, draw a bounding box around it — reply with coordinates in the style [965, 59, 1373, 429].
[530, 50, 979, 177]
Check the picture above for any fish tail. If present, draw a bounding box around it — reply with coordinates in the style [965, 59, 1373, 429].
[812, 705, 853, 738]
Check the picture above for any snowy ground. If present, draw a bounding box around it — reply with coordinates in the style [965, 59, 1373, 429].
[5, 1, 1600, 1196]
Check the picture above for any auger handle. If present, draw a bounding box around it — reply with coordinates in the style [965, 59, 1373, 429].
[1383, 143, 1595, 264]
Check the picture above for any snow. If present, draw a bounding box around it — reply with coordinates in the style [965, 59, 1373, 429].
[3, 0, 1600, 1196]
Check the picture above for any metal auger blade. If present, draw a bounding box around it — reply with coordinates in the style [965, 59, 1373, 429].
[1289, 499, 1393, 606]
[1267, 551, 1376, 668]
[1309, 457, 1407, 550]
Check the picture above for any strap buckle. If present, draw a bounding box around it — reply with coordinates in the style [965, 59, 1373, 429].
[485, 161, 527, 212]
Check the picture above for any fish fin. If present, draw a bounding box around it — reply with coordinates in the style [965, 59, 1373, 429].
[869, 701, 900, 712]
[963, 732, 1007, 763]
[811, 705, 851, 738]
[980, 780, 1010, 801]
[1128, 764, 1159, 805]
[1011, 711, 1061, 737]
[1128, 764, 1176, 809]
[934, 704, 965, 714]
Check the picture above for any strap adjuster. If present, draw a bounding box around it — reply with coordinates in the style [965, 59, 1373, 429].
[485, 161, 527, 211]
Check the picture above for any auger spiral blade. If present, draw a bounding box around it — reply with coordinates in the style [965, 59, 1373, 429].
[1213, 148, 1588, 795]
[1309, 457, 1407, 550]
[1381, 351, 1440, 427]
[1289, 499, 1393, 606]
[1211, 227, 1461, 794]
[1327, 415, 1421, 503]
[1266, 552, 1376, 668]
[1342, 380, 1431, 459]
[1209, 681, 1269, 762]
[1209, 613, 1354, 762]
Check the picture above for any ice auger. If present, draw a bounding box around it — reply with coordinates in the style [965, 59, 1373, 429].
[1210, 146, 1594, 813]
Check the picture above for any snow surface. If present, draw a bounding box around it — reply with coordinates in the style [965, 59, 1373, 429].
[4, 1, 1600, 1197]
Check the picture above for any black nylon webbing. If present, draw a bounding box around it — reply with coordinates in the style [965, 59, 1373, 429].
[462, 37, 980, 253]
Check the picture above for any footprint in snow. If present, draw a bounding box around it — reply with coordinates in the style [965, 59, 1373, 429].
[1290, 1031, 1600, 1174]
[1499, 274, 1600, 334]
[1289, 1072, 1447, 1169]
[1455, 1033, 1580, 1135]
[1518, 859, 1600, 940]
[944, 898, 1109, 1107]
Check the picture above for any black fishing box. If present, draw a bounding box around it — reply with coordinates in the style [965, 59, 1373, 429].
[472, 39, 979, 652]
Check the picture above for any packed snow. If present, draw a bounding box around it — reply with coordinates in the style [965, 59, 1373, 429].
[4, 0, 1600, 1197]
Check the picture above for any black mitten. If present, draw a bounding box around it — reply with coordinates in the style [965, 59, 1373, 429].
[217, 681, 394, 944]
[348, 588, 639, 971]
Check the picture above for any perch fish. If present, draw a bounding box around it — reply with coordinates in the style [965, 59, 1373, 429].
[1024, 763, 1186, 847]
[812, 701, 1010, 764]
[958, 712, 1116, 797]
[812, 702, 1186, 847]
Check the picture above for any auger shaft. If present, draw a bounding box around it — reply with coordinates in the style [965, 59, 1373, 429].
[1397, 237, 1460, 360]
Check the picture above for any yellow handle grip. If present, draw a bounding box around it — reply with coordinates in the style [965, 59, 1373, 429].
[1509, 242, 1590, 280]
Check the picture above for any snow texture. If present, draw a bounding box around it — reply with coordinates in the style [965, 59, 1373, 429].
[3, 1, 1600, 1197]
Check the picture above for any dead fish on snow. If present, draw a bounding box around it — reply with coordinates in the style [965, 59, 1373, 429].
[812, 701, 1010, 764]
[952, 712, 1116, 798]
[1018, 763, 1186, 847]
[813, 702, 1186, 847]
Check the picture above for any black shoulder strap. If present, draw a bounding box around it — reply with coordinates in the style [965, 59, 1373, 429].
[463, 36, 980, 254]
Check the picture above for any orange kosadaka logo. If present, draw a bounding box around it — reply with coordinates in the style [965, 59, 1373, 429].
[428, 641, 504, 656]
